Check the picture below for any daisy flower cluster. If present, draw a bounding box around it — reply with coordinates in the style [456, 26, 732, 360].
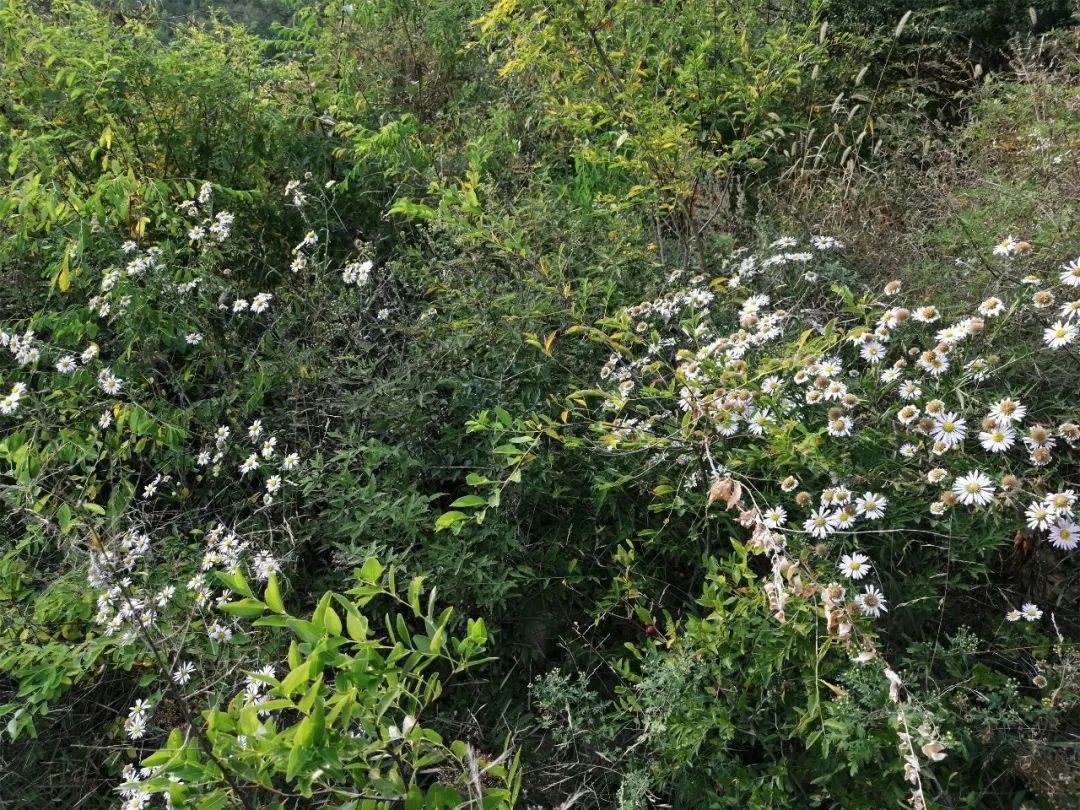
[195, 417, 301, 505]
[580, 234, 1079, 643]
[180, 183, 234, 244]
[341, 257, 374, 286]
[290, 229, 319, 275]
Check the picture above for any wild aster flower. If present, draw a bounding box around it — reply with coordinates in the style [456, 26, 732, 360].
[805, 508, 839, 539]
[250, 293, 272, 313]
[1026, 502, 1054, 530]
[55, 355, 77, 373]
[927, 468, 948, 484]
[261, 437, 277, 458]
[1021, 603, 1042, 621]
[1048, 519, 1079, 551]
[978, 297, 1006, 316]
[899, 443, 918, 458]
[1025, 426, 1057, 450]
[839, 552, 872, 580]
[993, 236, 1018, 256]
[1058, 257, 1080, 287]
[128, 699, 152, 720]
[1043, 321, 1077, 348]
[929, 500, 947, 515]
[912, 306, 940, 323]
[856, 585, 888, 618]
[1032, 289, 1055, 308]
[745, 409, 772, 436]
[187, 226, 205, 242]
[197, 181, 213, 204]
[952, 471, 995, 506]
[252, 551, 280, 580]
[232, 298, 249, 313]
[897, 405, 920, 425]
[1005, 609, 1022, 622]
[931, 412, 967, 448]
[898, 381, 921, 401]
[185, 333, 203, 346]
[99, 374, 123, 395]
[173, 661, 195, 685]
[294, 231, 318, 252]
[856, 492, 887, 519]
[265, 475, 281, 494]
[989, 398, 1027, 423]
[762, 506, 787, 528]
[124, 714, 147, 740]
[0, 394, 19, 415]
[248, 420, 263, 441]
[1059, 300, 1080, 320]
[833, 505, 857, 529]
[98, 410, 113, 429]
[239, 455, 260, 475]
[208, 623, 232, 643]
[282, 452, 300, 471]
[978, 425, 1015, 453]
[880, 367, 902, 383]
[827, 416, 853, 437]
[1044, 490, 1077, 514]
[859, 342, 886, 364]
[781, 475, 798, 492]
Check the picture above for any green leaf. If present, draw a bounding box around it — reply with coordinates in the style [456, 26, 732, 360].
[408, 576, 425, 617]
[264, 574, 285, 614]
[219, 598, 267, 618]
[128, 405, 154, 436]
[357, 558, 383, 584]
[449, 495, 486, 508]
[280, 660, 311, 696]
[434, 511, 468, 532]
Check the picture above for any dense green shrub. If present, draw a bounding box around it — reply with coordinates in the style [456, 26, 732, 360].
[0, 0, 1078, 807]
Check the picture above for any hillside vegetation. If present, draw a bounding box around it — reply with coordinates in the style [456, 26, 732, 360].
[0, 0, 1078, 807]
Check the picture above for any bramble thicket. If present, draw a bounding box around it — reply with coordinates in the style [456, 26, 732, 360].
[0, 0, 1078, 807]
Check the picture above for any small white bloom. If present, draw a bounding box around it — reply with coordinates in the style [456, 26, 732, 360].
[839, 552, 872, 580]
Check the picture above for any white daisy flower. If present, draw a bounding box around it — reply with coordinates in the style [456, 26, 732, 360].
[978, 425, 1015, 453]
[250, 293, 273, 313]
[55, 355, 78, 373]
[931, 412, 967, 448]
[989, 398, 1027, 423]
[856, 585, 888, 618]
[1044, 321, 1077, 348]
[805, 509, 839, 539]
[1058, 257, 1080, 287]
[952, 471, 995, 506]
[762, 506, 787, 528]
[839, 552, 872, 580]
[173, 661, 195, 685]
[1048, 518, 1079, 551]
[856, 492, 887, 520]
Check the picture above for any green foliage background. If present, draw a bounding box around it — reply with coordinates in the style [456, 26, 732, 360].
[0, 0, 1078, 807]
